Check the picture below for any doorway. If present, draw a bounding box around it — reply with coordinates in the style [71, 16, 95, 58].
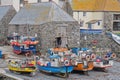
[55, 26, 67, 47]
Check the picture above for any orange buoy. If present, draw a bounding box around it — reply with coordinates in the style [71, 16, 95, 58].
[111, 53, 116, 59]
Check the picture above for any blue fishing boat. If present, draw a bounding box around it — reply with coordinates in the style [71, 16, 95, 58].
[36, 54, 74, 78]
[10, 36, 39, 55]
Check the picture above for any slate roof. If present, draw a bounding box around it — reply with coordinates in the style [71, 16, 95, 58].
[10, 2, 76, 25]
[0, 5, 11, 21]
[72, 0, 120, 11]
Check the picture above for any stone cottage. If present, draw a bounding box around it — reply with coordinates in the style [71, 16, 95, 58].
[0, 5, 16, 41]
[9, 2, 80, 52]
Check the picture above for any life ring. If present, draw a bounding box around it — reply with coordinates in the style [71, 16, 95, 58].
[85, 55, 90, 61]
[64, 60, 70, 66]
[70, 59, 76, 65]
[111, 53, 116, 59]
[90, 53, 96, 61]
[35, 56, 40, 60]
[8, 60, 11, 64]
[104, 55, 108, 60]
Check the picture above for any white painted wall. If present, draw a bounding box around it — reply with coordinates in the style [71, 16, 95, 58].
[27, 0, 38, 3]
[41, 0, 59, 4]
[92, 21, 102, 29]
[13, 0, 20, 12]
[73, 12, 104, 29]
[1, 0, 13, 5]
[1, 0, 20, 12]
[41, 0, 49, 2]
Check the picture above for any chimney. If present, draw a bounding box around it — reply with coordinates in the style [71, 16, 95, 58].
[49, 0, 52, 2]
[24, 0, 28, 5]
[52, 0, 59, 4]
[38, 0, 41, 2]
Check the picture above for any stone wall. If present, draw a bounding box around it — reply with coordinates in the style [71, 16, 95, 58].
[0, 6, 16, 40]
[39, 22, 80, 52]
[103, 12, 120, 52]
[80, 33, 120, 53]
[9, 21, 80, 53]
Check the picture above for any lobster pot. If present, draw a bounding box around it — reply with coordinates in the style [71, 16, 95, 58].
[0, 50, 2, 58]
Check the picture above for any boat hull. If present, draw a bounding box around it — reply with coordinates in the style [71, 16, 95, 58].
[74, 61, 94, 71]
[8, 64, 36, 73]
[12, 45, 37, 54]
[37, 65, 73, 73]
[93, 60, 113, 68]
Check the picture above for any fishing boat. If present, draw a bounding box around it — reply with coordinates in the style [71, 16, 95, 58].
[10, 35, 39, 55]
[36, 54, 73, 78]
[93, 50, 116, 72]
[111, 32, 120, 45]
[71, 47, 95, 75]
[8, 58, 36, 76]
[48, 47, 94, 75]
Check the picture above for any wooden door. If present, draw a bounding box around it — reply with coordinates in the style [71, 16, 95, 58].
[56, 26, 67, 47]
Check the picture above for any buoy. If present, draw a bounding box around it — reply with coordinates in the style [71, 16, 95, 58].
[104, 55, 108, 60]
[91, 53, 96, 61]
[71, 59, 76, 65]
[64, 60, 69, 66]
[85, 55, 90, 61]
[111, 53, 116, 59]
[35, 56, 40, 60]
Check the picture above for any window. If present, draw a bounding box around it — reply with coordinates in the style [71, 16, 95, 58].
[98, 21, 100, 26]
[88, 23, 92, 29]
[113, 14, 120, 20]
[83, 12, 86, 16]
[113, 22, 120, 31]
[80, 20, 84, 27]
[20, 0, 23, 4]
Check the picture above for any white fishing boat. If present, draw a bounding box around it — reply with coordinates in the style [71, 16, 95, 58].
[111, 33, 120, 45]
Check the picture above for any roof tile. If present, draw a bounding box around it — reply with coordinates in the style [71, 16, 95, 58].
[72, 0, 120, 11]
